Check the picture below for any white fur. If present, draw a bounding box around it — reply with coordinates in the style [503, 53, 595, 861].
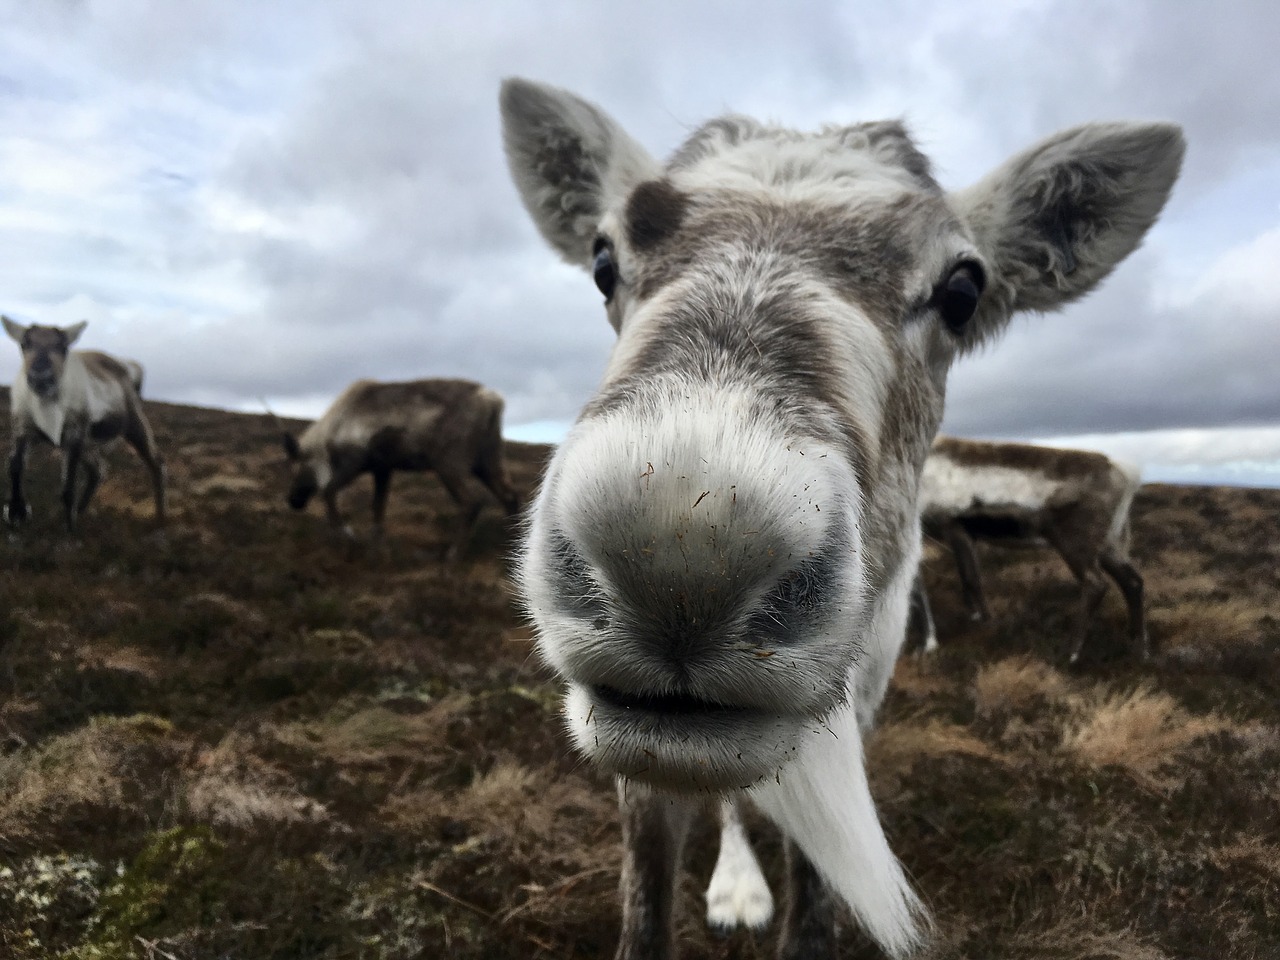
[749, 702, 927, 958]
[25, 394, 65, 444]
[11, 352, 129, 446]
[1108, 459, 1143, 544]
[706, 799, 774, 931]
[670, 131, 927, 206]
[919, 454, 1060, 515]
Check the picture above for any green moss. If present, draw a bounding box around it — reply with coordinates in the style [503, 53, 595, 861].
[73, 826, 226, 955]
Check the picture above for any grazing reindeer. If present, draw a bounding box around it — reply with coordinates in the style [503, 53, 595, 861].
[4, 316, 165, 532]
[502, 76, 1182, 958]
[279, 378, 520, 556]
[916, 436, 1147, 663]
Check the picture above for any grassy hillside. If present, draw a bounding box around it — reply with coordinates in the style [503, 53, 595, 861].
[1, 391, 1276, 959]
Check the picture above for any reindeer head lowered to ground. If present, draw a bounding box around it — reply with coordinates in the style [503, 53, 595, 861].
[501, 78, 1183, 958]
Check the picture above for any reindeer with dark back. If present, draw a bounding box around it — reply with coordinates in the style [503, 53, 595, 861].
[278, 377, 520, 557]
[4, 316, 165, 533]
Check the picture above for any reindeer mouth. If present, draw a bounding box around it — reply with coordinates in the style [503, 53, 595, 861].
[592, 684, 751, 717]
[566, 682, 806, 790]
[26, 373, 58, 397]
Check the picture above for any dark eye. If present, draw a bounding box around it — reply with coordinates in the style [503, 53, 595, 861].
[936, 263, 984, 334]
[592, 245, 617, 301]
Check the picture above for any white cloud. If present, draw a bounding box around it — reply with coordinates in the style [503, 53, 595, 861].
[1035, 426, 1280, 488]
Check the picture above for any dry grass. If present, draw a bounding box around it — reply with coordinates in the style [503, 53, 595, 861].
[182, 733, 332, 829]
[1059, 683, 1231, 788]
[971, 655, 1072, 719]
[1, 395, 1277, 959]
[869, 715, 1002, 780]
[0, 715, 182, 844]
[1150, 596, 1267, 655]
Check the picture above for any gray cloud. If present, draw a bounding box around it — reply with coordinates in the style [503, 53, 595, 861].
[1, 0, 1277, 447]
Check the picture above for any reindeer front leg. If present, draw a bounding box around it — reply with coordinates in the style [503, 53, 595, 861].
[777, 840, 838, 960]
[945, 521, 990, 622]
[60, 437, 84, 532]
[370, 467, 392, 542]
[5, 433, 31, 526]
[616, 783, 695, 960]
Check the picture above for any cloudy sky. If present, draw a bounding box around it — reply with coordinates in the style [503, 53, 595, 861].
[2, 0, 1278, 484]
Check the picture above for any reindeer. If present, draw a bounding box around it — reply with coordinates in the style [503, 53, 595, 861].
[915, 436, 1147, 663]
[501, 76, 1182, 958]
[278, 377, 520, 556]
[4, 317, 165, 532]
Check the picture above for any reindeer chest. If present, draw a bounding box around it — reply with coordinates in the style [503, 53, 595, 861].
[29, 397, 67, 445]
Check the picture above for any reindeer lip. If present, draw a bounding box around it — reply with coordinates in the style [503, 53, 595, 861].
[591, 684, 749, 717]
[571, 683, 805, 790]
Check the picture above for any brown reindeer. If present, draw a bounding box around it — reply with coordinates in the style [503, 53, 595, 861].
[4, 316, 165, 532]
[917, 436, 1147, 663]
[279, 377, 520, 556]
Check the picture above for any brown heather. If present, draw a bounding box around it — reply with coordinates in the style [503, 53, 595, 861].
[0, 389, 1277, 958]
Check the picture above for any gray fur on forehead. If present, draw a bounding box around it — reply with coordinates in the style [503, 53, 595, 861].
[668, 116, 939, 192]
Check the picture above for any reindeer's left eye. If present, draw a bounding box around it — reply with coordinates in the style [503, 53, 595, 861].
[935, 263, 985, 334]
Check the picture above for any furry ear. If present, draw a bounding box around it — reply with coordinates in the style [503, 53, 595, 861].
[2, 315, 26, 344]
[63, 320, 89, 346]
[500, 77, 659, 266]
[951, 122, 1184, 349]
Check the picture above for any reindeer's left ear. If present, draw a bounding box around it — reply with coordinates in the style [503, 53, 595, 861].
[2, 315, 26, 344]
[63, 320, 89, 346]
[950, 122, 1184, 346]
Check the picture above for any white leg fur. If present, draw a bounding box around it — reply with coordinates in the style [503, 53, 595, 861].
[748, 703, 928, 959]
[705, 799, 774, 932]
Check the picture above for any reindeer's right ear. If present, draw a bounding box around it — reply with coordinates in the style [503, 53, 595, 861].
[500, 78, 660, 267]
[2, 315, 26, 344]
[282, 433, 301, 461]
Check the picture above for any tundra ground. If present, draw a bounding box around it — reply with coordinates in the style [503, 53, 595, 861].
[1, 392, 1276, 959]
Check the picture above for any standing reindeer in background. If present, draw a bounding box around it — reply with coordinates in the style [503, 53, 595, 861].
[4, 317, 165, 532]
[916, 436, 1148, 663]
[502, 77, 1182, 959]
[278, 377, 520, 557]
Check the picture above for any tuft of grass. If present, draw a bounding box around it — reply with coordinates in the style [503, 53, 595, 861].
[971, 655, 1071, 719]
[1059, 683, 1231, 789]
[182, 733, 332, 830]
[0, 715, 182, 846]
[869, 715, 1002, 781]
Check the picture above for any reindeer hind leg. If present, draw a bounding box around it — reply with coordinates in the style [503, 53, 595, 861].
[435, 465, 489, 561]
[76, 451, 106, 516]
[473, 446, 521, 515]
[124, 406, 166, 526]
[1101, 548, 1148, 661]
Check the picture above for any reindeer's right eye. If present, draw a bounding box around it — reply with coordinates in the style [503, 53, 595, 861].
[592, 244, 618, 302]
[935, 262, 985, 334]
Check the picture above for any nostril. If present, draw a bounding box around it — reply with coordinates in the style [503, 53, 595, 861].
[592, 616, 610, 631]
